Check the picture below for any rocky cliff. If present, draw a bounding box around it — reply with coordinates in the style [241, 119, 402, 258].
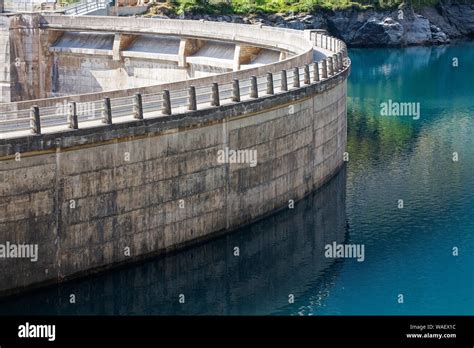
[153, 2, 474, 47]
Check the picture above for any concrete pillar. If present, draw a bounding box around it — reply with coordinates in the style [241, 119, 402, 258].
[188, 86, 197, 111]
[266, 72, 274, 95]
[102, 97, 112, 124]
[30, 106, 40, 135]
[321, 60, 327, 79]
[211, 83, 220, 106]
[338, 52, 343, 70]
[233, 44, 241, 71]
[280, 70, 288, 91]
[178, 38, 205, 68]
[313, 62, 320, 82]
[68, 102, 78, 129]
[293, 67, 300, 88]
[233, 45, 262, 71]
[232, 79, 240, 102]
[133, 93, 143, 119]
[162, 90, 171, 115]
[250, 76, 258, 98]
[112, 34, 136, 61]
[112, 34, 121, 61]
[327, 57, 333, 76]
[303, 29, 312, 42]
[304, 64, 310, 85]
[332, 54, 338, 72]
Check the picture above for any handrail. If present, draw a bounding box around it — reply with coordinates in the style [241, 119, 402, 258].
[0, 31, 349, 138]
[63, 0, 112, 16]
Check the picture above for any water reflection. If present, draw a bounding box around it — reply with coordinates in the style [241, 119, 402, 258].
[4, 42, 473, 316]
[0, 167, 348, 315]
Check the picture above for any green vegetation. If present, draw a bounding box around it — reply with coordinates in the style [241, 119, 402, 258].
[59, 0, 81, 5]
[155, 0, 444, 15]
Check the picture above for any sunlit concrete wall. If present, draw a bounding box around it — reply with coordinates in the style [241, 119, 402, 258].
[0, 14, 303, 103]
[0, 70, 348, 296]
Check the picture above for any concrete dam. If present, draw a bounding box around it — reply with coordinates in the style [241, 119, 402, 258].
[0, 14, 350, 296]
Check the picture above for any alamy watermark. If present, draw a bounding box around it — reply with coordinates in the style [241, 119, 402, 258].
[18, 322, 55, 342]
[0, 241, 38, 262]
[324, 241, 365, 262]
[217, 147, 257, 167]
[380, 99, 420, 120]
[56, 100, 97, 119]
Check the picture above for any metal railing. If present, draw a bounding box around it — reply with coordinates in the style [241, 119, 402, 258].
[63, 0, 112, 16]
[0, 33, 349, 137]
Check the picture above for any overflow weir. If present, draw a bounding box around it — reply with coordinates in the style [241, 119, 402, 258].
[0, 14, 350, 297]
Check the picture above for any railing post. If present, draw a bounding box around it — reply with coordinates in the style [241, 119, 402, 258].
[30, 105, 40, 135]
[338, 52, 344, 70]
[68, 102, 78, 129]
[321, 59, 328, 79]
[266, 72, 274, 95]
[162, 90, 172, 115]
[250, 76, 258, 98]
[102, 97, 112, 124]
[133, 93, 143, 119]
[281, 70, 288, 91]
[293, 67, 300, 88]
[332, 54, 339, 72]
[313, 62, 320, 82]
[211, 83, 220, 106]
[304, 64, 310, 85]
[188, 86, 197, 111]
[232, 79, 240, 102]
[327, 57, 334, 76]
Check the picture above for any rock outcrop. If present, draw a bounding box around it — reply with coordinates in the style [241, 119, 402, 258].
[151, 1, 474, 47]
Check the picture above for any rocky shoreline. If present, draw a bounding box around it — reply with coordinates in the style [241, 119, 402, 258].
[151, 2, 474, 47]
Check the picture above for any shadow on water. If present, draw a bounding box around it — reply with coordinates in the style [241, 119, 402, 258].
[0, 167, 348, 315]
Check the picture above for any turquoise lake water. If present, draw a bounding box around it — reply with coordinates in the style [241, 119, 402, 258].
[1, 42, 473, 315]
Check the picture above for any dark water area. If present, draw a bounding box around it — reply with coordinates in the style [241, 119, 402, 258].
[1, 42, 473, 315]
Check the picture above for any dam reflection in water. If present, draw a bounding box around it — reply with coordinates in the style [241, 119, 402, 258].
[0, 168, 348, 315]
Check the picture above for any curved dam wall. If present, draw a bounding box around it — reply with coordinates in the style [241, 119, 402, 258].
[0, 14, 307, 103]
[0, 17, 349, 297]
